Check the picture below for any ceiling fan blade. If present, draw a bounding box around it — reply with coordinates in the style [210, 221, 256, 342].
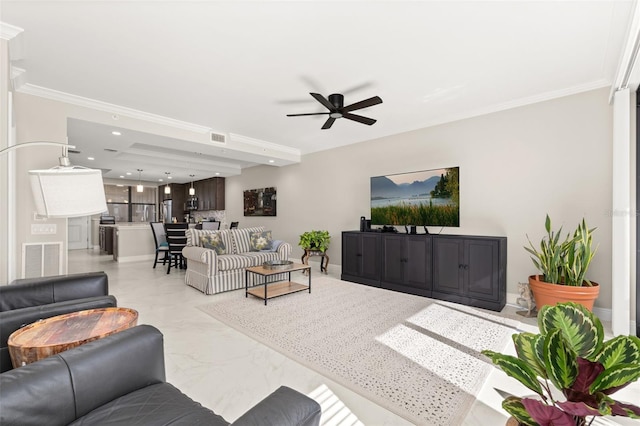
[321, 117, 336, 129]
[310, 93, 335, 111]
[286, 112, 331, 117]
[343, 112, 377, 126]
[342, 96, 383, 112]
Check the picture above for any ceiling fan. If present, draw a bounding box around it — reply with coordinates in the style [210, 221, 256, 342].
[286, 93, 383, 130]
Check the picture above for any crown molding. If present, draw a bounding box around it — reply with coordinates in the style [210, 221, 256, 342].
[228, 133, 301, 157]
[610, 0, 640, 97]
[16, 83, 213, 134]
[418, 79, 612, 131]
[0, 22, 23, 40]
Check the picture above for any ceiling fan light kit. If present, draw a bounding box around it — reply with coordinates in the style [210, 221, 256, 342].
[287, 92, 382, 129]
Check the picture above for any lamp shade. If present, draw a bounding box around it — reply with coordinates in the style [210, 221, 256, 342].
[29, 167, 107, 218]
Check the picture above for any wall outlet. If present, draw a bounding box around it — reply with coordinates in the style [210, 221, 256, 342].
[31, 223, 57, 235]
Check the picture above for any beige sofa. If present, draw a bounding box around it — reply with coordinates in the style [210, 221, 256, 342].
[182, 226, 292, 295]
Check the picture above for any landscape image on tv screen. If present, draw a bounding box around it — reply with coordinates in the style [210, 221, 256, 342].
[370, 167, 459, 227]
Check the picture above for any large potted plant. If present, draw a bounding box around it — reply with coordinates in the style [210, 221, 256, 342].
[298, 230, 331, 253]
[482, 302, 640, 426]
[524, 215, 599, 311]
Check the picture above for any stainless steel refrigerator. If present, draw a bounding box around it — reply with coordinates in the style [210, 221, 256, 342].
[161, 200, 172, 223]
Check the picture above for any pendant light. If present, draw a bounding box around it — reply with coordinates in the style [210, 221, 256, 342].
[136, 169, 144, 192]
[164, 172, 171, 194]
[189, 174, 195, 196]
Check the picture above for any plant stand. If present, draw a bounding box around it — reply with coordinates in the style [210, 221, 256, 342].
[301, 249, 328, 275]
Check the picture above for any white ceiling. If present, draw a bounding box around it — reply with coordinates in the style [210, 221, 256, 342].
[1, 1, 635, 183]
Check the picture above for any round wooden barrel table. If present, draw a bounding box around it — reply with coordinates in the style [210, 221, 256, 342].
[8, 307, 138, 368]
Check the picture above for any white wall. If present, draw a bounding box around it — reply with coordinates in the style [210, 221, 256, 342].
[1, 40, 10, 282]
[9, 87, 620, 312]
[226, 88, 615, 310]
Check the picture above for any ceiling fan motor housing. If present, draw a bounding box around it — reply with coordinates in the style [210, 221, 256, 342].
[328, 93, 344, 109]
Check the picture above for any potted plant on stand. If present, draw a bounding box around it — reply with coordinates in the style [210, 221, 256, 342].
[299, 230, 331, 274]
[482, 302, 640, 426]
[298, 230, 331, 253]
[525, 215, 599, 311]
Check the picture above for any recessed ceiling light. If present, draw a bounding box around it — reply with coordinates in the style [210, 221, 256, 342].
[119, 175, 124, 178]
[126, 172, 132, 175]
[116, 184, 124, 187]
[112, 131, 121, 136]
[268, 160, 275, 163]
[215, 172, 220, 176]
[168, 176, 172, 180]
[87, 157, 95, 161]
[159, 179, 163, 182]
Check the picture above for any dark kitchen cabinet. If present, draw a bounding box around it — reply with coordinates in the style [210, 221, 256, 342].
[192, 177, 225, 211]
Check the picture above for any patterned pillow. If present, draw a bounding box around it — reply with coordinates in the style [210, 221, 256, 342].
[200, 233, 226, 255]
[249, 230, 272, 251]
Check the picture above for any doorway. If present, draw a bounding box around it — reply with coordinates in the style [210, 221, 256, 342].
[68, 216, 90, 250]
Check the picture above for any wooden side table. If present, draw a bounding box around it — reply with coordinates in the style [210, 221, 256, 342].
[8, 307, 138, 367]
[301, 249, 329, 274]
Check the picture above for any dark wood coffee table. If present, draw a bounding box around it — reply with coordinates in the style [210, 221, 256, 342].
[7, 307, 138, 368]
[245, 262, 311, 305]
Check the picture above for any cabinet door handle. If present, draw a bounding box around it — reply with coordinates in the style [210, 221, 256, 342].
[459, 264, 464, 269]
[356, 253, 362, 257]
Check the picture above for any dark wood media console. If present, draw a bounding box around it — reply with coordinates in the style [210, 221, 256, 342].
[341, 231, 507, 311]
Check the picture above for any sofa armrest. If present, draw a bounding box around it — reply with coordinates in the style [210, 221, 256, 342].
[183, 246, 219, 275]
[0, 271, 109, 311]
[231, 386, 321, 426]
[277, 242, 292, 261]
[0, 295, 117, 373]
[0, 325, 165, 426]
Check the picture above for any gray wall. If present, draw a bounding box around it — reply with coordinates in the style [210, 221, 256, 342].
[226, 88, 615, 310]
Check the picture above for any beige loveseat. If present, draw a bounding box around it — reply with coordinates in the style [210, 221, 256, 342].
[182, 226, 292, 295]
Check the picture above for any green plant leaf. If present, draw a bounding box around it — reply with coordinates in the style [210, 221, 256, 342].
[513, 333, 547, 379]
[595, 335, 640, 369]
[538, 302, 604, 359]
[482, 350, 544, 396]
[590, 364, 640, 394]
[543, 329, 578, 390]
[502, 396, 540, 426]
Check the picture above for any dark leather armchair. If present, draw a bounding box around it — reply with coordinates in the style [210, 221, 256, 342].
[0, 325, 322, 426]
[0, 272, 116, 372]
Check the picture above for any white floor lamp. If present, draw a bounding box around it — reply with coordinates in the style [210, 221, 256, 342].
[0, 141, 107, 218]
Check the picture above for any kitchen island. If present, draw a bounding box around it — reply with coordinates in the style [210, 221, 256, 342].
[112, 223, 155, 263]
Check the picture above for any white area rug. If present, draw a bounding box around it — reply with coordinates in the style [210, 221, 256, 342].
[198, 276, 521, 425]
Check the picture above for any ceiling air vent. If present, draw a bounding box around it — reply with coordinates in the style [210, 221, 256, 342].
[104, 148, 118, 153]
[210, 132, 226, 144]
[68, 149, 81, 154]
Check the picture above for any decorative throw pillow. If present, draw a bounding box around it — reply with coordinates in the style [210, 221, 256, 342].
[200, 234, 226, 255]
[249, 230, 272, 251]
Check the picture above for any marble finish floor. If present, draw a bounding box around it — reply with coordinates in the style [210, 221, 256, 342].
[68, 249, 639, 426]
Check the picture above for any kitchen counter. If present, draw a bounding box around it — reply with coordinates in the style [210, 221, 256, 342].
[112, 223, 155, 263]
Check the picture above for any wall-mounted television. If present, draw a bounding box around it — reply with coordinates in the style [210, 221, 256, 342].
[370, 167, 459, 227]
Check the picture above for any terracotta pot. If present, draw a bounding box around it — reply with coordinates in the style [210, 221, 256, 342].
[505, 417, 521, 426]
[528, 275, 599, 311]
